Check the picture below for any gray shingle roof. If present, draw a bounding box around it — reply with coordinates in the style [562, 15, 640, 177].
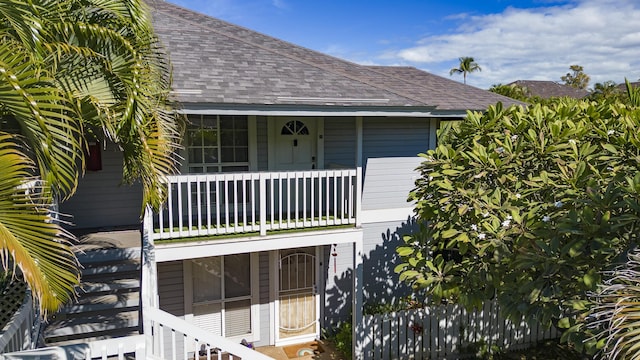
[149, 1, 521, 111]
[509, 80, 590, 99]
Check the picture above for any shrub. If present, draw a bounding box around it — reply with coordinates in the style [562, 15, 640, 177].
[396, 98, 640, 354]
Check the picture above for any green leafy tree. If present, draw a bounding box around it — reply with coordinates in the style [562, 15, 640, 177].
[396, 98, 640, 354]
[588, 81, 621, 102]
[489, 83, 533, 102]
[0, 0, 181, 315]
[561, 65, 590, 89]
[584, 80, 640, 360]
[450, 57, 482, 85]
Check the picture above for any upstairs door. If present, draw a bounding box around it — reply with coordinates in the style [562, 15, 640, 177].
[271, 118, 318, 170]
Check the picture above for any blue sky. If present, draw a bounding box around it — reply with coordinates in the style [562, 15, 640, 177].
[169, 0, 640, 89]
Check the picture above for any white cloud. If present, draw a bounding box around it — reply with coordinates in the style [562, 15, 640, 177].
[391, 0, 640, 89]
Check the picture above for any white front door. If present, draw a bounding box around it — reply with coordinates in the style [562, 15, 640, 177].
[275, 247, 319, 344]
[272, 118, 318, 170]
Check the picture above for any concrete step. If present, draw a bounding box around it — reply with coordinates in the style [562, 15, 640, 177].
[76, 247, 141, 264]
[80, 258, 141, 277]
[44, 310, 139, 341]
[45, 331, 143, 348]
[60, 292, 140, 314]
[76, 278, 140, 296]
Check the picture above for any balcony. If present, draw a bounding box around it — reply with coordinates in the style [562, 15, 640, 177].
[153, 169, 361, 240]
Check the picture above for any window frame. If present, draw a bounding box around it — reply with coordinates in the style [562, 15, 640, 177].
[185, 253, 260, 342]
[186, 114, 249, 173]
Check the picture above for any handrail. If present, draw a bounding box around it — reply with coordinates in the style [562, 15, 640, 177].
[155, 169, 360, 240]
[0, 335, 145, 359]
[145, 307, 273, 360]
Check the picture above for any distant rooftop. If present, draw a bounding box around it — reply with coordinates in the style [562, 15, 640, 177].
[508, 80, 590, 99]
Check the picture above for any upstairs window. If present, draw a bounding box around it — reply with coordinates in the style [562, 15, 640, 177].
[187, 114, 249, 173]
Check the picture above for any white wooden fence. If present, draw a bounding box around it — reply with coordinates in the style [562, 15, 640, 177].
[0, 289, 38, 354]
[361, 301, 560, 359]
[154, 169, 359, 239]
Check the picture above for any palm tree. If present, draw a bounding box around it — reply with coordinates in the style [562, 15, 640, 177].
[0, 0, 181, 315]
[449, 57, 482, 84]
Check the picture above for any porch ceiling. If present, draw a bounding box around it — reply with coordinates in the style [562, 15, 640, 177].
[153, 228, 362, 262]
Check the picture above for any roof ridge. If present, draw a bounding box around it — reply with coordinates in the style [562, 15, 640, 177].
[153, 2, 439, 107]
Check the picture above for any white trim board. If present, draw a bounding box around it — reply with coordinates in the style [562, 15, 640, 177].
[177, 108, 465, 118]
[360, 207, 415, 224]
[155, 228, 363, 262]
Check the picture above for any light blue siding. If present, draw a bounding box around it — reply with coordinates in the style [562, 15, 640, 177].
[158, 261, 185, 317]
[256, 116, 269, 171]
[324, 117, 356, 169]
[322, 243, 354, 329]
[361, 157, 423, 211]
[362, 117, 431, 171]
[59, 141, 142, 229]
[362, 219, 417, 307]
[256, 252, 271, 347]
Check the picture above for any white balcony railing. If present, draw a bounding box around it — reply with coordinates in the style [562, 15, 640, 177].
[154, 169, 360, 240]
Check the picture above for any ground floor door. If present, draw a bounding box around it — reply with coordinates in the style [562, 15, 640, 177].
[275, 247, 319, 345]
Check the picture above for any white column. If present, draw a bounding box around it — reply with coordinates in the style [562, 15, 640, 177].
[355, 116, 363, 227]
[429, 118, 439, 150]
[352, 237, 364, 359]
[141, 205, 157, 357]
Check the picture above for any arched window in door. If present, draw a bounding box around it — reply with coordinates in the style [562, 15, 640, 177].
[281, 120, 309, 135]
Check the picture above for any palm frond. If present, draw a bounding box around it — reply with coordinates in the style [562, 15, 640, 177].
[0, 134, 79, 316]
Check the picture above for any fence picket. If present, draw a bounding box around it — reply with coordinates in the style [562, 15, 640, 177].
[361, 300, 559, 360]
[397, 310, 406, 359]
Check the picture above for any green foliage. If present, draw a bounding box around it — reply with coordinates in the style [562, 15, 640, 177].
[0, 0, 181, 315]
[363, 295, 426, 315]
[324, 320, 352, 359]
[561, 65, 590, 90]
[588, 248, 640, 359]
[397, 98, 640, 353]
[489, 83, 533, 102]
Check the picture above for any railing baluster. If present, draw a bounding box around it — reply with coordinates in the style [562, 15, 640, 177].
[286, 173, 291, 228]
[311, 172, 316, 226]
[155, 169, 359, 239]
[233, 175, 239, 231]
[215, 177, 221, 233]
[331, 171, 339, 225]
[260, 174, 267, 235]
[270, 174, 275, 229]
[187, 177, 193, 237]
[224, 176, 230, 230]
[177, 178, 184, 237]
[206, 176, 212, 234]
[242, 175, 248, 232]
[196, 177, 202, 236]
[294, 172, 300, 227]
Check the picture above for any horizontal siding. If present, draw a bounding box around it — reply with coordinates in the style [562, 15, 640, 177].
[361, 157, 424, 211]
[59, 141, 142, 229]
[158, 261, 185, 317]
[323, 243, 353, 328]
[362, 220, 417, 307]
[256, 252, 271, 347]
[362, 117, 431, 168]
[257, 116, 269, 171]
[324, 117, 356, 169]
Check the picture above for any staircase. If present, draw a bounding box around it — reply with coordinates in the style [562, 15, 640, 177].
[43, 243, 142, 346]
